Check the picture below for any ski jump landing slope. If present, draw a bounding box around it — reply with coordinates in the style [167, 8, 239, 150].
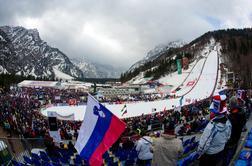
[41, 40, 220, 120]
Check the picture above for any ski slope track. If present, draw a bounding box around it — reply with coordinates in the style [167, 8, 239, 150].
[41, 40, 220, 120]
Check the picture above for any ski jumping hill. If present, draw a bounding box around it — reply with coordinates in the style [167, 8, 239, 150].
[41, 38, 223, 120]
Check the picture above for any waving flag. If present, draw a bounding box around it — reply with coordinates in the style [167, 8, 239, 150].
[121, 104, 127, 112]
[121, 104, 127, 116]
[122, 109, 127, 116]
[75, 95, 126, 166]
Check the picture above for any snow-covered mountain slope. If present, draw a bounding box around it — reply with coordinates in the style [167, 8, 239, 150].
[71, 58, 98, 78]
[42, 39, 220, 119]
[127, 38, 215, 88]
[128, 41, 186, 72]
[72, 58, 124, 78]
[0, 26, 83, 79]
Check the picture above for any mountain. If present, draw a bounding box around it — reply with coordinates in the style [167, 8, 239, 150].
[121, 28, 252, 88]
[0, 26, 83, 80]
[72, 58, 124, 78]
[70, 58, 97, 78]
[128, 41, 186, 72]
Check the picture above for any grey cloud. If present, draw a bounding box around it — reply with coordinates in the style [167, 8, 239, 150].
[0, 0, 252, 69]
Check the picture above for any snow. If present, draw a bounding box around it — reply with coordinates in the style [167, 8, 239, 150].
[53, 67, 74, 80]
[158, 60, 197, 88]
[182, 44, 219, 102]
[214, 45, 227, 93]
[18, 80, 59, 88]
[0, 35, 6, 42]
[0, 65, 8, 74]
[173, 59, 205, 96]
[42, 39, 220, 120]
[171, 41, 217, 97]
[129, 72, 151, 84]
[0, 26, 83, 79]
[30, 68, 36, 77]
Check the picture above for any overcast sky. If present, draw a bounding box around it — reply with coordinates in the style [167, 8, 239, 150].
[0, 0, 252, 69]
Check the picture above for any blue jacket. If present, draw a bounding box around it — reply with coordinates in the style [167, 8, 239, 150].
[197, 117, 232, 155]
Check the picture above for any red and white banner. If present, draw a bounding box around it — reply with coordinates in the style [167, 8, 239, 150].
[186, 80, 196, 86]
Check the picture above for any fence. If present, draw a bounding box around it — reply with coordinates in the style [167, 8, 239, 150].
[149, 123, 164, 131]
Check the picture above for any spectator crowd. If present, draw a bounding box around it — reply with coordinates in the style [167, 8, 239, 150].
[0, 86, 215, 141]
[0, 85, 252, 166]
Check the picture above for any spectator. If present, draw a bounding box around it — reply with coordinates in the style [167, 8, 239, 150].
[68, 141, 76, 153]
[136, 131, 153, 166]
[74, 129, 78, 140]
[122, 137, 134, 150]
[152, 130, 183, 166]
[223, 96, 246, 166]
[197, 94, 232, 166]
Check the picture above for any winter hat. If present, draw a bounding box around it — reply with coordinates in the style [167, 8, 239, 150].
[209, 93, 227, 115]
[237, 90, 246, 102]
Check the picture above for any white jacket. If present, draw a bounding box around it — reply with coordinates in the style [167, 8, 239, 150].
[136, 136, 153, 160]
[198, 118, 232, 155]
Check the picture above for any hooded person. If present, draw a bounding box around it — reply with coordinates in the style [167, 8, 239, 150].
[135, 130, 153, 166]
[236, 89, 250, 117]
[152, 129, 183, 166]
[222, 96, 246, 166]
[197, 94, 232, 166]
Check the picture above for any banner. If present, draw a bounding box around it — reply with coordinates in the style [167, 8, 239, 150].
[55, 113, 75, 121]
[186, 80, 195, 86]
[47, 111, 61, 143]
[176, 59, 182, 75]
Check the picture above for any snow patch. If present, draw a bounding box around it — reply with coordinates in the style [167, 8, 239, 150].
[53, 67, 74, 80]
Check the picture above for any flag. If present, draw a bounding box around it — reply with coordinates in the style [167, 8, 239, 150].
[121, 104, 127, 112]
[121, 104, 127, 116]
[75, 95, 126, 166]
[122, 109, 127, 116]
[179, 96, 184, 106]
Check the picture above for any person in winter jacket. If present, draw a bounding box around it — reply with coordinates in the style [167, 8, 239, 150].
[152, 130, 183, 166]
[222, 96, 246, 166]
[197, 94, 232, 166]
[136, 131, 153, 166]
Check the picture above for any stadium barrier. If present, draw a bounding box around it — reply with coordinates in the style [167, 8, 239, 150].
[0, 137, 75, 164]
[148, 122, 164, 132]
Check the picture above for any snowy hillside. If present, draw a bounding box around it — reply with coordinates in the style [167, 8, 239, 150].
[0, 26, 83, 79]
[42, 39, 223, 119]
[128, 41, 186, 72]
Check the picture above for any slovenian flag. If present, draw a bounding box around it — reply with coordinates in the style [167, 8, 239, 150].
[75, 95, 126, 166]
